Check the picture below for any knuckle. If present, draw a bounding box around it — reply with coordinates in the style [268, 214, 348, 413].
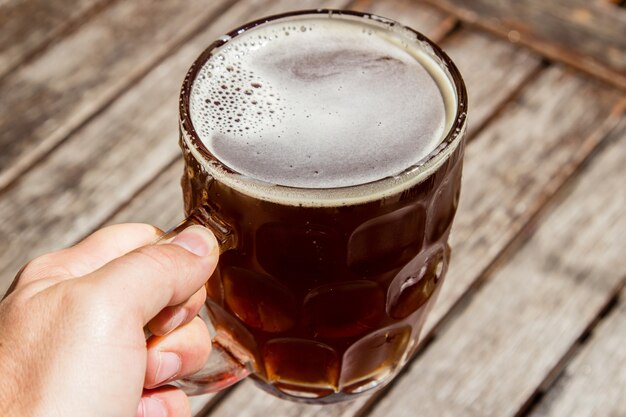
[19, 255, 50, 279]
[0, 290, 19, 314]
[19, 252, 67, 281]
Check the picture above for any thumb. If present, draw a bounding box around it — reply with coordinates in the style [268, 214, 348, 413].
[86, 225, 219, 324]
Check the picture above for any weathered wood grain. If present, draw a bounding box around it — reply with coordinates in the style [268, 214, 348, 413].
[0, 0, 280, 295]
[530, 288, 626, 417]
[0, 0, 234, 191]
[105, 160, 185, 231]
[2, 2, 624, 416]
[428, 68, 623, 338]
[442, 29, 541, 138]
[0, 0, 111, 77]
[422, 0, 626, 89]
[198, 67, 623, 417]
[350, 0, 456, 41]
[189, 394, 221, 417]
[202, 378, 359, 417]
[366, 116, 626, 417]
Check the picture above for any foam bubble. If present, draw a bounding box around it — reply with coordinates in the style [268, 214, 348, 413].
[189, 16, 456, 189]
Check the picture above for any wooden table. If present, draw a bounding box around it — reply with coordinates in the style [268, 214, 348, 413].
[1, 0, 625, 416]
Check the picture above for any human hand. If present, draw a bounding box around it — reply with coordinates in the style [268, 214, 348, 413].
[0, 223, 218, 417]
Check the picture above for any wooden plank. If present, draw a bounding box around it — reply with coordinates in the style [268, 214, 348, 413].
[198, 67, 623, 417]
[530, 288, 626, 417]
[350, 0, 457, 41]
[105, 160, 186, 231]
[190, 394, 220, 417]
[0, 0, 234, 191]
[442, 30, 541, 138]
[1, 4, 620, 416]
[422, 0, 626, 89]
[0, 0, 280, 295]
[366, 117, 626, 417]
[428, 68, 623, 337]
[0, 0, 111, 77]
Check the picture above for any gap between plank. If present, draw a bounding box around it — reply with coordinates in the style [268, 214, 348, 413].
[513, 275, 626, 417]
[427, 12, 460, 42]
[437, 17, 463, 44]
[471, 97, 626, 293]
[89, 153, 182, 235]
[0, 0, 120, 82]
[419, 0, 626, 91]
[0, 0, 240, 196]
[190, 385, 239, 417]
[466, 59, 550, 143]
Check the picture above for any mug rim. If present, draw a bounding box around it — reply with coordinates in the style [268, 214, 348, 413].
[179, 9, 468, 207]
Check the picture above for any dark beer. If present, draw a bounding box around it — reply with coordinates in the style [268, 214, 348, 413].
[178, 10, 466, 403]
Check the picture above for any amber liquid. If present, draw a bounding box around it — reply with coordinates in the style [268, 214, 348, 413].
[180, 138, 464, 403]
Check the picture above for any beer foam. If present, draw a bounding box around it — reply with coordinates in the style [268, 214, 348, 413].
[189, 16, 457, 190]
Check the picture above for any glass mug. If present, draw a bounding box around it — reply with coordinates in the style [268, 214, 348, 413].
[161, 10, 467, 404]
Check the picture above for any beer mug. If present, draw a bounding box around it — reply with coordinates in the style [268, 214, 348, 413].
[162, 9, 467, 403]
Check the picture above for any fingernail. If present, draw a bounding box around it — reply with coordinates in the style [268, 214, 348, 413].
[163, 307, 187, 335]
[172, 225, 216, 257]
[154, 351, 181, 385]
[139, 397, 167, 417]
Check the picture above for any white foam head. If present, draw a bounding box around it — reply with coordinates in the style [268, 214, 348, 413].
[189, 14, 457, 191]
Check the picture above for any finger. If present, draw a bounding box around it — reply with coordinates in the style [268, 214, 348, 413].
[15, 223, 162, 288]
[136, 387, 190, 417]
[145, 316, 211, 389]
[147, 285, 207, 336]
[87, 225, 219, 324]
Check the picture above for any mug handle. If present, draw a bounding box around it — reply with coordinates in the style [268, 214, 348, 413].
[156, 205, 251, 395]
